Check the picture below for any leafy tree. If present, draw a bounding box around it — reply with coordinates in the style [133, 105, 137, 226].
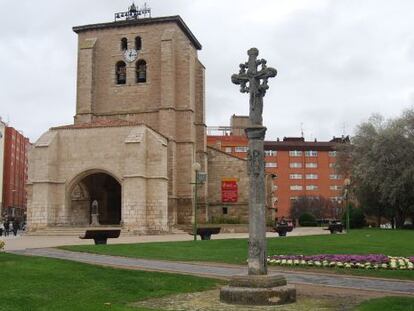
[337, 110, 414, 228]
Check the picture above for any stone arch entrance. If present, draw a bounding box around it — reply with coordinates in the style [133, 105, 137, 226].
[69, 171, 122, 226]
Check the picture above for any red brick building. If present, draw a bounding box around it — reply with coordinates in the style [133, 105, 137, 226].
[1, 121, 30, 220]
[264, 137, 347, 219]
[207, 116, 348, 221]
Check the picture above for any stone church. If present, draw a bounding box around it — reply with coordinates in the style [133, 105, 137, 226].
[27, 8, 212, 234]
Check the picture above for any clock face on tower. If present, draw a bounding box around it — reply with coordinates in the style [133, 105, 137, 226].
[124, 49, 138, 62]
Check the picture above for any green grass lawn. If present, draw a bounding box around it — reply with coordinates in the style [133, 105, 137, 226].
[354, 297, 414, 311]
[0, 253, 219, 311]
[62, 229, 414, 280]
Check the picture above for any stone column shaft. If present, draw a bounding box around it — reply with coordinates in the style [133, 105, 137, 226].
[246, 126, 267, 275]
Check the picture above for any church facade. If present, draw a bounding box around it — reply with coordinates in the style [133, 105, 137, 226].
[27, 13, 208, 234]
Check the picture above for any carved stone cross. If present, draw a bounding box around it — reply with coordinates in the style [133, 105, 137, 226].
[231, 48, 277, 126]
[232, 48, 277, 276]
[221, 47, 296, 305]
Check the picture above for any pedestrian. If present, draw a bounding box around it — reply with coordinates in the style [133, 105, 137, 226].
[9, 221, 14, 236]
[4, 220, 9, 236]
[13, 219, 19, 236]
[0, 222, 4, 236]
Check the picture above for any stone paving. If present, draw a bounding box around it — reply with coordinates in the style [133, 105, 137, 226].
[131, 289, 356, 311]
[10, 247, 414, 296]
[3, 227, 330, 251]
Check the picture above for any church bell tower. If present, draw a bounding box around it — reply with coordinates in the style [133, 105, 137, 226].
[72, 4, 207, 224]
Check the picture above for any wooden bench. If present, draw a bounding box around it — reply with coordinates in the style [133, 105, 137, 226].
[324, 223, 343, 234]
[79, 229, 121, 245]
[273, 223, 294, 237]
[188, 227, 221, 240]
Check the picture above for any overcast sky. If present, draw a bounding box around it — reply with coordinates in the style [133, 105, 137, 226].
[1, 0, 414, 142]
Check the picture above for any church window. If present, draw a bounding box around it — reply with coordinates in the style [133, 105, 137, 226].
[121, 37, 128, 51]
[135, 36, 142, 50]
[136, 60, 147, 83]
[116, 61, 126, 85]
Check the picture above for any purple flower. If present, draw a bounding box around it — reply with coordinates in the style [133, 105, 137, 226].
[268, 254, 393, 265]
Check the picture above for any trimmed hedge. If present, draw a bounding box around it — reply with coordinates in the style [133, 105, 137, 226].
[299, 213, 317, 227]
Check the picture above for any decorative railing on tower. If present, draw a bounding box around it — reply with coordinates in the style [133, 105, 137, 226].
[114, 2, 151, 21]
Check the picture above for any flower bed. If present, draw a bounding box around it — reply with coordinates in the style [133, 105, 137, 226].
[267, 254, 414, 270]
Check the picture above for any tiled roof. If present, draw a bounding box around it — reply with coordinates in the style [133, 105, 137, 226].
[51, 119, 143, 130]
[207, 145, 247, 161]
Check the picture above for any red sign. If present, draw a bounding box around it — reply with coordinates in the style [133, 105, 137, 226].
[222, 178, 238, 203]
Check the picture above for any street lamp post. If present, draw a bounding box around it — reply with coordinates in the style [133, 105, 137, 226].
[11, 189, 17, 218]
[192, 162, 201, 241]
[343, 178, 351, 233]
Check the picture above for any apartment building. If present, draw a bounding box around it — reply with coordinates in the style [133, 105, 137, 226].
[1, 119, 30, 219]
[207, 116, 348, 220]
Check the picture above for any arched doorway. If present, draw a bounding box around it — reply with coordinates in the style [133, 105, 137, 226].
[70, 172, 121, 225]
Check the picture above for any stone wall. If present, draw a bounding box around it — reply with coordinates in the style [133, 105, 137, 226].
[27, 124, 168, 233]
[206, 146, 249, 222]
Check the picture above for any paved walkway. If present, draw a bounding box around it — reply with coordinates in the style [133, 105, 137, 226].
[3, 227, 329, 251]
[10, 248, 414, 296]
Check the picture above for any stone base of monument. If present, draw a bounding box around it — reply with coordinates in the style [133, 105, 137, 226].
[220, 274, 296, 305]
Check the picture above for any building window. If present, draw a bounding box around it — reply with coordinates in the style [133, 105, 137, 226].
[290, 196, 299, 201]
[135, 36, 142, 50]
[115, 61, 126, 84]
[306, 185, 319, 191]
[265, 150, 277, 156]
[265, 162, 277, 168]
[305, 162, 317, 168]
[329, 151, 337, 157]
[290, 162, 302, 168]
[289, 150, 302, 157]
[290, 185, 303, 191]
[121, 37, 128, 51]
[235, 146, 248, 153]
[136, 60, 147, 83]
[330, 196, 342, 202]
[289, 174, 302, 179]
[305, 150, 318, 157]
[330, 174, 342, 180]
[329, 162, 336, 168]
[330, 185, 343, 191]
[306, 174, 318, 180]
[225, 147, 232, 153]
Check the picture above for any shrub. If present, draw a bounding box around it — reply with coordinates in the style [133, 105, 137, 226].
[0, 240, 4, 251]
[342, 206, 366, 229]
[299, 213, 317, 227]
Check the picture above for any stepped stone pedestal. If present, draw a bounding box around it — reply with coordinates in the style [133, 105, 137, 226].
[220, 274, 296, 305]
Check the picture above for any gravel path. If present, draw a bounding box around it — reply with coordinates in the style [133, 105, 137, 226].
[10, 248, 414, 295]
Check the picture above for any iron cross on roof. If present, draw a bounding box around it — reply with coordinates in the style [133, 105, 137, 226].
[231, 48, 277, 126]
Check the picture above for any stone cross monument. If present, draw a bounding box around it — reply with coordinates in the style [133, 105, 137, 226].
[220, 48, 296, 305]
[232, 47, 277, 275]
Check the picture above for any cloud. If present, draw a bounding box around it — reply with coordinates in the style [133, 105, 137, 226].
[1, 0, 414, 143]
